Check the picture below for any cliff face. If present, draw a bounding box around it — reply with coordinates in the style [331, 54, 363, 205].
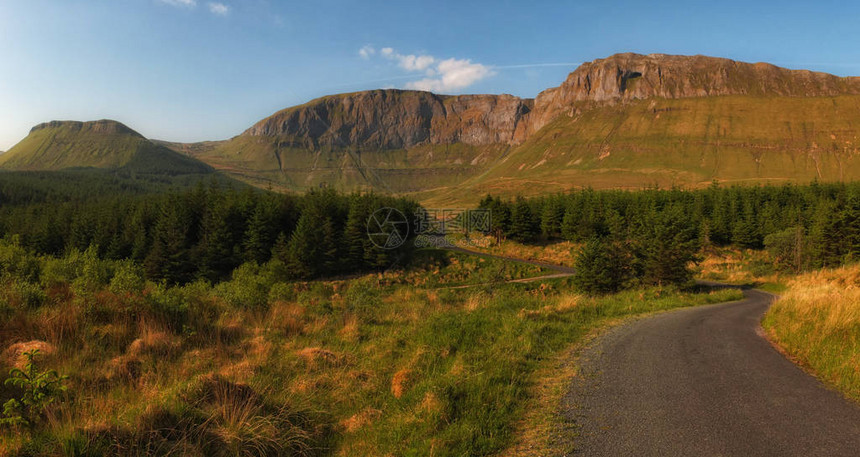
[528, 53, 860, 132]
[242, 90, 533, 149]
[243, 54, 860, 149]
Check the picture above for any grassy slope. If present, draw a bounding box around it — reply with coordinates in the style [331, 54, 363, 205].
[762, 264, 860, 403]
[188, 135, 508, 194]
[0, 245, 742, 457]
[0, 124, 212, 175]
[420, 95, 860, 206]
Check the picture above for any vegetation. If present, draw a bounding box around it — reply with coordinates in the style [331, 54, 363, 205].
[480, 182, 860, 287]
[762, 265, 860, 403]
[0, 120, 213, 175]
[0, 181, 417, 283]
[0, 236, 741, 456]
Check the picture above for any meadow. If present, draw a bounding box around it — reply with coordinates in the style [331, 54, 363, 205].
[0, 239, 742, 456]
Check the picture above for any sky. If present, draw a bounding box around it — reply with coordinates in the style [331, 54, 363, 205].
[2, 0, 860, 150]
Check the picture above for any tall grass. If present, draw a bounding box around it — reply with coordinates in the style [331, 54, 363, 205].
[763, 265, 860, 402]
[0, 239, 743, 456]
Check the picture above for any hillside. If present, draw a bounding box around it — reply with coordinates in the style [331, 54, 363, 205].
[14, 53, 860, 203]
[169, 53, 860, 203]
[0, 120, 213, 175]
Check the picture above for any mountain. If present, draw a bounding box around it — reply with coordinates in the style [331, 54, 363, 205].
[14, 53, 860, 204]
[174, 53, 860, 204]
[186, 90, 529, 192]
[0, 120, 213, 175]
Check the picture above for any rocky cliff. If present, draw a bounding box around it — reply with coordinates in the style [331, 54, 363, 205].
[528, 53, 860, 132]
[242, 90, 533, 149]
[241, 54, 860, 148]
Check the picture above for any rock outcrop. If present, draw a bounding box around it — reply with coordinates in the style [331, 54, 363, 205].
[528, 53, 860, 131]
[243, 53, 860, 148]
[242, 90, 533, 149]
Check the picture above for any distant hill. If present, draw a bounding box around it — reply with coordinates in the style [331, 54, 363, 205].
[0, 120, 213, 175]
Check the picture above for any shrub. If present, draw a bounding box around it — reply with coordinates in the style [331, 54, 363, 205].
[214, 262, 276, 310]
[71, 246, 112, 296]
[109, 260, 146, 296]
[146, 282, 189, 330]
[0, 237, 41, 283]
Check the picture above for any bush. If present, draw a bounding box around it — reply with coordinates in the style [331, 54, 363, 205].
[146, 282, 189, 330]
[71, 246, 112, 296]
[214, 262, 276, 309]
[9, 280, 47, 309]
[0, 237, 41, 283]
[109, 260, 146, 296]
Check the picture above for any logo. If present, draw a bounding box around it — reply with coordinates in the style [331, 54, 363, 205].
[367, 207, 410, 249]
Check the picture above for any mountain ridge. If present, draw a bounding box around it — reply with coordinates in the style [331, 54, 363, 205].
[11, 52, 860, 203]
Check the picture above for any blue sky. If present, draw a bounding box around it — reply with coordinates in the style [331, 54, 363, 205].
[1, 0, 860, 150]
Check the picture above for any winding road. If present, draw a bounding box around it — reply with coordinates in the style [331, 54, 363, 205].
[563, 287, 860, 456]
[448, 246, 860, 455]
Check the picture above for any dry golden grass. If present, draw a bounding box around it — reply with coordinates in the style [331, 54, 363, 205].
[390, 368, 412, 399]
[468, 236, 579, 268]
[763, 264, 860, 402]
[2, 340, 55, 369]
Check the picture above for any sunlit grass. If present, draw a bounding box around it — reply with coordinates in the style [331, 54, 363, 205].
[763, 264, 860, 403]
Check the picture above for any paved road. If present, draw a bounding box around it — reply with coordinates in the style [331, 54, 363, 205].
[563, 287, 860, 456]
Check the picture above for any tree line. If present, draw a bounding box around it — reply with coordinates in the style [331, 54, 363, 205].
[0, 181, 417, 284]
[479, 182, 860, 292]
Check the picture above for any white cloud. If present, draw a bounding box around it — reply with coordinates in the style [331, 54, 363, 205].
[160, 0, 197, 7]
[208, 2, 229, 15]
[358, 45, 375, 59]
[406, 58, 495, 93]
[362, 46, 495, 93]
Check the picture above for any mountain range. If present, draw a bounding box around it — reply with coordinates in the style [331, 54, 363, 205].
[6, 52, 860, 204]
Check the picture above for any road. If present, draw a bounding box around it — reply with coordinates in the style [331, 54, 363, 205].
[562, 287, 860, 456]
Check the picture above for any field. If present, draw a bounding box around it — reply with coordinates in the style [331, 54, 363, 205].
[0, 241, 742, 456]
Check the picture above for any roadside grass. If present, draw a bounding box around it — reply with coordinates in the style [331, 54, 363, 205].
[0, 240, 742, 457]
[697, 246, 789, 291]
[762, 264, 860, 403]
[455, 235, 579, 268]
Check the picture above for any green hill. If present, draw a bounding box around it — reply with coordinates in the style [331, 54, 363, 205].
[0, 120, 213, 175]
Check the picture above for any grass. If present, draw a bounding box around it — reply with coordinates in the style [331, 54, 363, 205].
[762, 264, 860, 403]
[0, 120, 213, 175]
[696, 246, 789, 290]
[453, 235, 579, 268]
[0, 242, 744, 456]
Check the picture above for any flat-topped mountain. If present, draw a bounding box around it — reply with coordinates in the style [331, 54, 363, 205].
[0, 120, 213, 175]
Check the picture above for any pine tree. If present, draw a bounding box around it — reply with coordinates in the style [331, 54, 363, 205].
[572, 237, 632, 294]
[510, 197, 538, 242]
